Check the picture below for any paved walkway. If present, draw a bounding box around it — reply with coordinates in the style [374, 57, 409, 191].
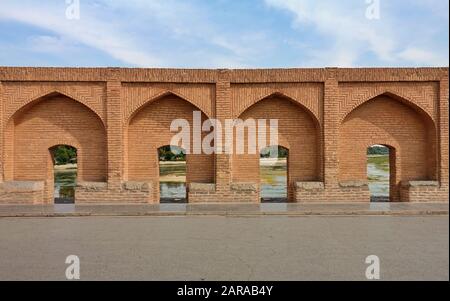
[0, 202, 447, 217]
[1, 215, 448, 280]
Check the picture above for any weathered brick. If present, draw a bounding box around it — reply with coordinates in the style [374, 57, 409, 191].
[0, 67, 447, 204]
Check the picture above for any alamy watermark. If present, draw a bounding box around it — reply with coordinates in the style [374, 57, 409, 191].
[65, 255, 80, 280]
[365, 0, 381, 20]
[65, 0, 80, 20]
[169, 111, 280, 157]
[365, 255, 380, 280]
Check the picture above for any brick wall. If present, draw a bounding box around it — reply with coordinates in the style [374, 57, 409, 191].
[232, 95, 320, 201]
[5, 93, 107, 203]
[127, 94, 214, 202]
[338, 95, 436, 201]
[0, 67, 447, 204]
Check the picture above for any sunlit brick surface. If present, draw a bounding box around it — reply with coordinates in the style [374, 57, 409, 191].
[0, 67, 447, 203]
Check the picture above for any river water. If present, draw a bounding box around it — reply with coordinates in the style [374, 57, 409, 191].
[54, 166, 77, 203]
[54, 156, 390, 202]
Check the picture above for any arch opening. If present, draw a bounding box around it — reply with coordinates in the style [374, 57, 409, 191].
[339, 94, 437, 202]
[233, 94, 321, 202]
[367, 145, 396, 202]
[158, 145, 187, 203]
[49, 145, 78, 204]
[260, 145, 289, 203]
[127, 94, 215, 203]
[5, 93, 107, 204]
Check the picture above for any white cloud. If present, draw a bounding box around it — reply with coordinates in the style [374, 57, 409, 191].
[0, 1, 163, 66]
[0, 0, 271, 68]
[398, 47, 449, 66]
[108, 0, 273, 65]
[27, 35, 75, 54]
[264, 0, 398, 66]
[264, 0, 448, 67]
[0, 0, 446, 67]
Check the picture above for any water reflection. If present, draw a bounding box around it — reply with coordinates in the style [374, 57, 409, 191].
[54, 165, 77, 204]
[260, 158, 287, 200]
[159, 161, 186, 201]
[160, 182, 186, 200]
[367, 155, 389, 202]
[158, 159, 290, 201]
[52, 157, 390, 203]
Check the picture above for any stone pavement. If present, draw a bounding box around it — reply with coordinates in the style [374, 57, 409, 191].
[1, 215, 448, 280]
[0, 202, 447, 217]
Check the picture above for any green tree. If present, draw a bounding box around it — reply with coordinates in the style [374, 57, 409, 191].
[158, 145, 186, 161]
[367, 145, 389, 155]
[53, 145, 77, 165]
[260, 145, 289, 158]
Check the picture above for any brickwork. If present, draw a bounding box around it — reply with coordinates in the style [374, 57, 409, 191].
[5, 93, 107, 203]
[0, 181, 44, 204]
[232, 95, 320, 202]
[127, 94, 214, 202]
[338, 95, 436, 201]
[0, 67, 447, 204]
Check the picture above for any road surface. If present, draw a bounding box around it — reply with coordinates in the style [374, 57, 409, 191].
[0, 215, 447, 280]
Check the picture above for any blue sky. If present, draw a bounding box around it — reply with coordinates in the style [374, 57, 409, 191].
[0, 0, 448, 68]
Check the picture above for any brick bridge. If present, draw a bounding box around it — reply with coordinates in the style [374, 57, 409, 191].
[0, 67, 448, 204]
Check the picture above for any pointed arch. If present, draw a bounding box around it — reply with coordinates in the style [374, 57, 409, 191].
[6, 91, 107, 186]
[6, 90, 106, 128]
[233, 91, 323, 198]
[341, 90, 435, 125]
[126, 91, 215, 201]
[46, 141, 82, 176]
[127, 90, 212, 124]
[47, 141, 81, 151]
[338, 92, 438, 197]
[238, 91, 321, 129]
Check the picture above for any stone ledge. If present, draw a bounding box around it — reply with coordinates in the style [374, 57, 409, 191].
[0, 181, 44, 192]
[339, 181, 368, 188]
[295, 182, 324, 190]
[77, 181, 108, 191]
[231, 183, 258, 192]
[0, 203, 448, 217]
[123, 181, 152, 192]
[189, 183, 215, 193]
[401, 180, 439, 187]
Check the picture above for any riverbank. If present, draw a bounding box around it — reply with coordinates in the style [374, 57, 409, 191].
[159, 161, 186, 182]
[260, 157, 286, 165]
[51, 157, 390, 199]
[54, 163, 77, 171]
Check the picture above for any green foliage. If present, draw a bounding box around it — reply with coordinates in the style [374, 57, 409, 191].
[260, 146, 289, 158]
[367, 145, 389, 155]
[53, 145, 77, 165]
[158, 145, 186, 161]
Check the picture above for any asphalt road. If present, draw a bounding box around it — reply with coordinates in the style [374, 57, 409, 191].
[0, 216, 448, 280]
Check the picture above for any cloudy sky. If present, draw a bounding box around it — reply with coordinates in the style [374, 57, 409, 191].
[0, 0, 448, 68]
